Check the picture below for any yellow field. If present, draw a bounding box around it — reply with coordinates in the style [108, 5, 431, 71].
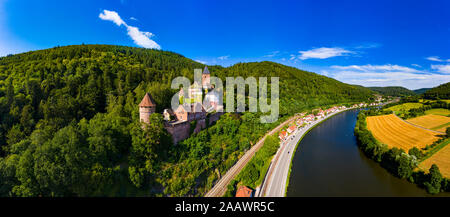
[420, 143, 450, 178]
[384, 103, 423, 115]
[425, 108, 450, 116]
[366, 114, 441, 151]
[407, 114, 450, 133]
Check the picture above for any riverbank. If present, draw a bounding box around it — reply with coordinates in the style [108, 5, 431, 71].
[287, 109, 435, 196]
[355, 109, 450, 195]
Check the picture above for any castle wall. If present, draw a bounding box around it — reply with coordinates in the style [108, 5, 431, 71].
[164, 112, 224, 144]
[208, 112, 223, 125]
[164, 121, 190, 144]
[194, 119, 206, 134]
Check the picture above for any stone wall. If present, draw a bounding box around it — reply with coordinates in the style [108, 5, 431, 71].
[164, 112, 224, 144]
[164, 121, 190, 144]
[208, 112, 223, 125]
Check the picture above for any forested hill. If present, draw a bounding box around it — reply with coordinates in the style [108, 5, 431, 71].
[367, 86, 416, 97]
[0, 45, 373, 197]
[423, 82, 450, 99]
[413, 88, 431, 94]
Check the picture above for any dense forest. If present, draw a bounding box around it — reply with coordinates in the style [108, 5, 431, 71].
[368, 86, 416, 97]
[0, 45, 373, 196]
[423, 82, 450, 100]
[413, 88, 430, 95]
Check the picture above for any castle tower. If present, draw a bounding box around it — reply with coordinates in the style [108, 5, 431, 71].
[202, 66, 211, 90]
[139, 92, 156, 124]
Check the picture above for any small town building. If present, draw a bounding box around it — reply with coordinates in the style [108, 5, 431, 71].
[279, 130, 287, 140]
[235, 186, 253, 197]
[287, 125, 296, 134]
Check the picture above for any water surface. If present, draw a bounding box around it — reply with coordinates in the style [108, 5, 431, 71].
[286, 109, 445, 197]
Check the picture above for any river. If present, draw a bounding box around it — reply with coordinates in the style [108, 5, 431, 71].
[286, 109, 449, 197]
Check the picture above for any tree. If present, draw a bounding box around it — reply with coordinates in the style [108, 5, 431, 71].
[424, 164, 443, 194]
[128, 113, 171, 188]
[408, 147, 424, 160]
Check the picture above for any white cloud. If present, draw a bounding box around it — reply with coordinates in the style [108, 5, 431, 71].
[329, 64, 450, 89]
[426, 56, 450, 62]
[99, 10, 125, 26]
[99, 10, 160, 49]
[331, 64, 419, 73]
[218, 55, 229, 60]
[431, 64, 450, 74]
[263, 51, 280, 58]
[411, 64, 421, 68]
[298, 47, 353, 60]
[289, 54, 296, 60]
[130, 17, 138, 21]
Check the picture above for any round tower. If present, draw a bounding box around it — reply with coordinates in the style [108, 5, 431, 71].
[139, 93, 156, 124]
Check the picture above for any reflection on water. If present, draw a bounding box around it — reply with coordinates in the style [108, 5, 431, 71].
[287, 109, 448, 197]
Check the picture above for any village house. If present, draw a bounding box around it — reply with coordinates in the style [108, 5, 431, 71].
[287, 125, 296, 134]
[279, 130, 287, 141]
[235, 186, 254, 197]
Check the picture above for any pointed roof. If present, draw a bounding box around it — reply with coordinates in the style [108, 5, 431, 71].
[139, 93, 156, 107]
[235, 186, 253, 197]
[203, 66, 210, 74]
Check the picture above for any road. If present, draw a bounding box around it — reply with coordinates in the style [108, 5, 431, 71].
[204, 115, 299, 197]
[259, 108, 351, 197]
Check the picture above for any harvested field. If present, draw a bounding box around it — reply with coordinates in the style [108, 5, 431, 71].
[407, 114, 450, 133]
[366, 114, 441, 151]
[425, 108, 450, 116]
[420, 142, 450, 178]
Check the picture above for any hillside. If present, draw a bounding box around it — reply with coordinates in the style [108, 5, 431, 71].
[0, 45, 373, 196]
[368, 86, 416, 97]
[423, 82, 450, 99]
[413, 88, 431, 94]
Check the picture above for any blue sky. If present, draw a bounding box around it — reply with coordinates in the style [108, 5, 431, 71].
[1, 0, 449, 89]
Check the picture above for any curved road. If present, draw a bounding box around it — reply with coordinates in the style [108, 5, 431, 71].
[259, 108, 351, 197]
[205, 115, 299, 197]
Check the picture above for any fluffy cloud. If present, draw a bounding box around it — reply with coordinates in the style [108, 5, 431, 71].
[99, 10, 125, 26]
[329, 64, 450, 89]
[99, 10, 160, 49]
[298, 47, 353, 60]
[426, 56, 450, 62]
[431, 64, 450, 74]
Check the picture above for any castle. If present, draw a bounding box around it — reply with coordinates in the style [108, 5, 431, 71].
[139, 66, 222, 144]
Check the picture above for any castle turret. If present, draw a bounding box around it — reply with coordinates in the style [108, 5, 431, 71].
[139, 93, 156, 124]
[202, 66, 211, 90]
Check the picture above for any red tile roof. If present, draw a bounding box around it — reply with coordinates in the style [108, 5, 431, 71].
[235, 186, 253, 197]
[139, 93, 156, 107]
[288, 125, 296, 131]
